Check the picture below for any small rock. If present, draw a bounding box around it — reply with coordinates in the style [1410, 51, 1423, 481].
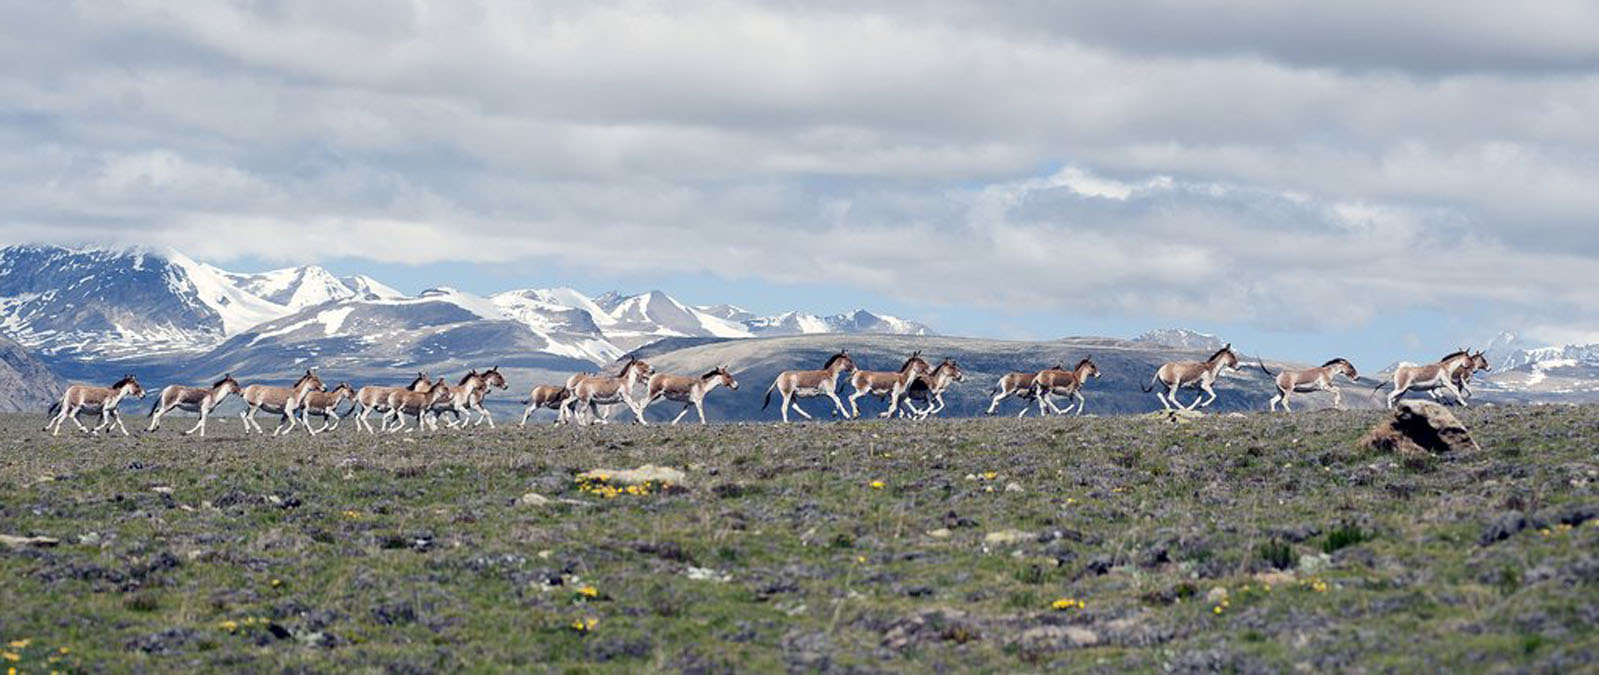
[1013, 625, 1100, 649]
[78, 532, 101, 546]
[1205, 586, 1229, 603]
[1479, 511, 1527, 546]
[926, 528, 952, 539]
[0, 534, 60, 548]
[685, 566, 731, 583]
[984, 530, 1035, 546]
[1253, 571, 1295, 586]
[1004, 482, 1023, 493]
[517, 493, 552, 507]
[152, 486, 174, 495]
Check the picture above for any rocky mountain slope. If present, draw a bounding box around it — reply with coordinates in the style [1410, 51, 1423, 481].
[0, 333, 65, 412]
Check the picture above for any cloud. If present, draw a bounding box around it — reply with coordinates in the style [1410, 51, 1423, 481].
[1, 0, 1597, 337]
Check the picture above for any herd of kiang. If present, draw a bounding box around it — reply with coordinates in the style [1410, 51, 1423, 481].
[40, 344, 1496, 436]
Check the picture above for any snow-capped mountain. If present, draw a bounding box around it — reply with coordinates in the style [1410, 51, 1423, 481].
[1481, 331, 1599, 371]
[736, 309, 932, 337]
[0, 245, 413, 358]
[0, 244, 938, 375]
[189, 287, 600, 378]
[1464, 330, 1599, 400]
[1131, 328, 1226, 351]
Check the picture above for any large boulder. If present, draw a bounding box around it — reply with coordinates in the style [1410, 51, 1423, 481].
[1360, 400, 1479, 454]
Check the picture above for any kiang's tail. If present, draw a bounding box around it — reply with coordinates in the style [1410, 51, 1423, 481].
[1141, 375, 1159, 393]
[1257, 356, 1276, 378]
[1367, 378, 1391, 401]
[762, 380, 778, 410]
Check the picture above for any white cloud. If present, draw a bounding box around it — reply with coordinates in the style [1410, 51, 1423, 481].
[1, 0, 1597, 337]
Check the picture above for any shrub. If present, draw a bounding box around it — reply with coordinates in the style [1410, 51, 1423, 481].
[1322, 522, 1373, 554]
[1258, 539, 1298, 571]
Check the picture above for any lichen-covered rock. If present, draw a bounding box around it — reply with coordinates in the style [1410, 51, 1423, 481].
[1360, 400, 1479, 454]
[577, 464, 688, 487]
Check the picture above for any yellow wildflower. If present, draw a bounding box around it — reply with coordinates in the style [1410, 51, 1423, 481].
[1, 652, 17, 662]
[982, 471, 998, 481]
[271, 578, 282, 587]
[576, 586, 599, 598]
[1212, 606, 1224, 615]
[57, 648, 69, 655]
[869, 480, 885, 489]
[5, 640, 27, 649]
[1051, 598, 1085, 611]
[569, 617, 598, 631]
[218, 620, 238, 632]
[342, 510, 360, 519]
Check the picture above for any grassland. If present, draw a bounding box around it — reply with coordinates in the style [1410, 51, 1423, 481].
[1, 406, 1595, 672]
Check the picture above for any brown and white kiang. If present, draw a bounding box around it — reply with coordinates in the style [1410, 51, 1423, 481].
[642, 365, 739, 425]
[562, 356, 654, 426]
[147, 374, 241, 436]
[1142, 344, 1243, 411]
[1374, 349, 1475, 409]
[44, 374, 147, 436]
[239, 369, 326, 436]
[1265, 358, 1359, 412]
[353, 372, 431, 434]
[762, 351, 857, 423]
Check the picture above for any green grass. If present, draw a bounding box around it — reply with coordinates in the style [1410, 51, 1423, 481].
[0, 405, 1596, 672]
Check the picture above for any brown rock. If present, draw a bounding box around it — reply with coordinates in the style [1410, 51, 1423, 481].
[1360, 400, 1479, 454]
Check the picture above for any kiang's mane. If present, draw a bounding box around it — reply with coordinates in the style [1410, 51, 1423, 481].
[1207, 346, 1235, 362]
[823, 352, 850, 369]
[1321, 358, 1348, 368]
[899, 354, 928, 372]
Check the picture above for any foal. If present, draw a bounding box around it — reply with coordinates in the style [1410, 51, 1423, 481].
[847, 351, 932, 419]
[896, 358, 965, 419]
[299, 382, 357, 434]
[643, 365, 739, 425]
[383, 378, 453, 433]
[519, 385, 575, 426]
[353, 372, 430, 433]
[984, 369, 1052, 418]
[1035, 358, 1102, 416]
[148, 374, 242, 436]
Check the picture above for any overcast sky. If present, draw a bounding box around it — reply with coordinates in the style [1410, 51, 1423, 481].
[4, 1, 1598, 367]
